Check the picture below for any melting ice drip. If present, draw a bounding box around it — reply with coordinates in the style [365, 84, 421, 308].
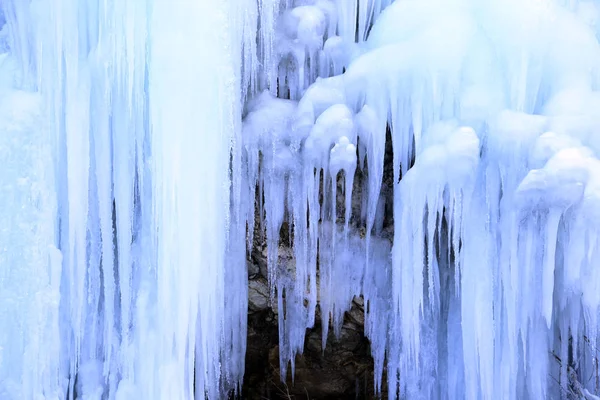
[3, 0, 600, 399]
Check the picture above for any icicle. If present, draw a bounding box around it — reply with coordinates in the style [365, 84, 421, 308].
[259, 0, 281, 92]
[542, 209, 560, 328]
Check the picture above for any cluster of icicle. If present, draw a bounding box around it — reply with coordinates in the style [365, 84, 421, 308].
[0, 0, 248, 399]
[241, 0, 600, 399]
[4, 0, 600, 399]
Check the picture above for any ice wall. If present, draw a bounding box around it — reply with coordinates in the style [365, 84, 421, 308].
[4, 0, 600, 399]
[0, 53, 60, 400]
[0, 0, 244, 399]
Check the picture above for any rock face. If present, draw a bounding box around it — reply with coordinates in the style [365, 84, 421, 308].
[243, 259, 380, 399]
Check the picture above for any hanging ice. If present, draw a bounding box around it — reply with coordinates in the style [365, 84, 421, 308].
[240, 0, 600, 398]
[1, 0, 245, 398]
[4, 0, 600, 399]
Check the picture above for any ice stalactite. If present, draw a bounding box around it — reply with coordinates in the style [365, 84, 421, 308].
[241, 0, 600, 399]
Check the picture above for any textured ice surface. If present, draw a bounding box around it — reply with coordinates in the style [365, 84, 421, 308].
[0, 54, 59, 400]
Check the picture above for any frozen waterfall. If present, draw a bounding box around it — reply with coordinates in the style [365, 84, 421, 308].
[3, 0, 600, 399]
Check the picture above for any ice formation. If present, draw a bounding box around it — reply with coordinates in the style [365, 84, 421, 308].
[3, 0, 600, 399]
[1, 1, 244, 399]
